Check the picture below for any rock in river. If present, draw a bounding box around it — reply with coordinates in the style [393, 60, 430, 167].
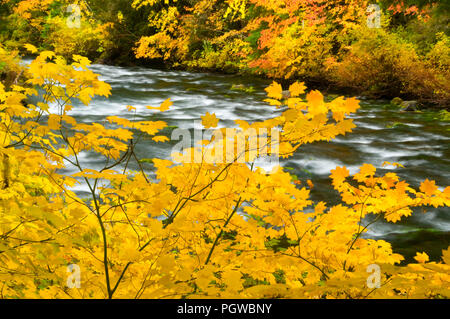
[400, 100, 419, 112]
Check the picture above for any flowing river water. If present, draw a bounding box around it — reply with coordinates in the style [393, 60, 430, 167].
[36, 62, 450, 263]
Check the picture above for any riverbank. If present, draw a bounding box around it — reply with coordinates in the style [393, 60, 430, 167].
[89, 57, 450, 112]
[1, 1, 449, 109]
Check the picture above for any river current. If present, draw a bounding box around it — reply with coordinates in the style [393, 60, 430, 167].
[38, 62, 450, 262]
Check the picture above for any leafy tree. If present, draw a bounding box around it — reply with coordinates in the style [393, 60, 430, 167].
[0, 47, 448, 298]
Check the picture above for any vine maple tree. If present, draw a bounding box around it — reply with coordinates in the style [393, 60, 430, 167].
[0, 47, 448, 298]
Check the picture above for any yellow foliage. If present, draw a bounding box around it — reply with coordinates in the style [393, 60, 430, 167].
[0, 51, 448, 299]
[201, 112, 219, 128]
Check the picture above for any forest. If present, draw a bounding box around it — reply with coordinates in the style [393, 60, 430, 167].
[0, 0, 449, 299]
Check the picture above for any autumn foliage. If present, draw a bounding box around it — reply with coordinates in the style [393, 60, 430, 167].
[1, 0, 448, 104]
[130, 0, 449, 105]
[0, 47, 449, 299]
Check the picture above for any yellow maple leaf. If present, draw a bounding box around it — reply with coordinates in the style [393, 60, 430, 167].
[48, 114, 62, 130]
[264, 98, 282, 106]
[222, 270, 243, 291]
[444, 186, 450, 197]
[442, 246, 450, 265]
[152, 136, 169, 143]
[332, 111, 345, 122]
[235, 119, 250, 130]
[201, 112, 219, 128]
[39, 51, 56, 61]
[177, 268, 192, 282]
[382, 161, 405, 168]
[330, 166, 350, 183]
[307, 90, 327, 115]
[146, 98, 172, 112]
[159, 98, 172, 112]
[352, 165, 376, 184]
[315, 202, 327, 214]
[420, 179, 438, 196]
[24, 43, 38, 54]
[414, 252, 429, 263]
[265, 81, 283, 100]
[283, 109, 300, 122]
[356, 163, 376, 178]
[72, 55, 91, 67]
[344, 97, 360, 113]
[289, 81, 306, 97]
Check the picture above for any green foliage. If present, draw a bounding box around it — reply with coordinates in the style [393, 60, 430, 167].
[231, 84, 255, 93]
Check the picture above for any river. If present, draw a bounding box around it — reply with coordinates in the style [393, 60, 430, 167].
[41, 62, 450, 263]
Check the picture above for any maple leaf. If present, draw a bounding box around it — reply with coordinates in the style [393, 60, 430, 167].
[307, 90, 327, 115]
[72, 55, 91, 67]
[420, 179, 438, 196]
[354, 163, 376, 182]
[265, 81, 283, 100]
[382, 161, 391, 167]
[48, 114, 62, 130]
[159, 98, 172, 112]
[24, 43, 38, 54]
[289, 82, 306, 97]
[344, 97, 360, 113]
[146, 98, 172, 112]
[264, 98, 282, 106]
[360, 163, 376, 175]
[39, 51, 56, 61]
[414, 252, 429, 263]
[442, 246, 450, 265]
[201, 112, 219, 128]
[222, 270, 243, 291]
[235, 119, 250, 130]
[330, 166, 350, 184]
[332, 111, 345, 122]
[283, 109, 300, 122]
[315, 202, 327, 214]
[152, 136, 169, 143]
[444, 186, 450, 199]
